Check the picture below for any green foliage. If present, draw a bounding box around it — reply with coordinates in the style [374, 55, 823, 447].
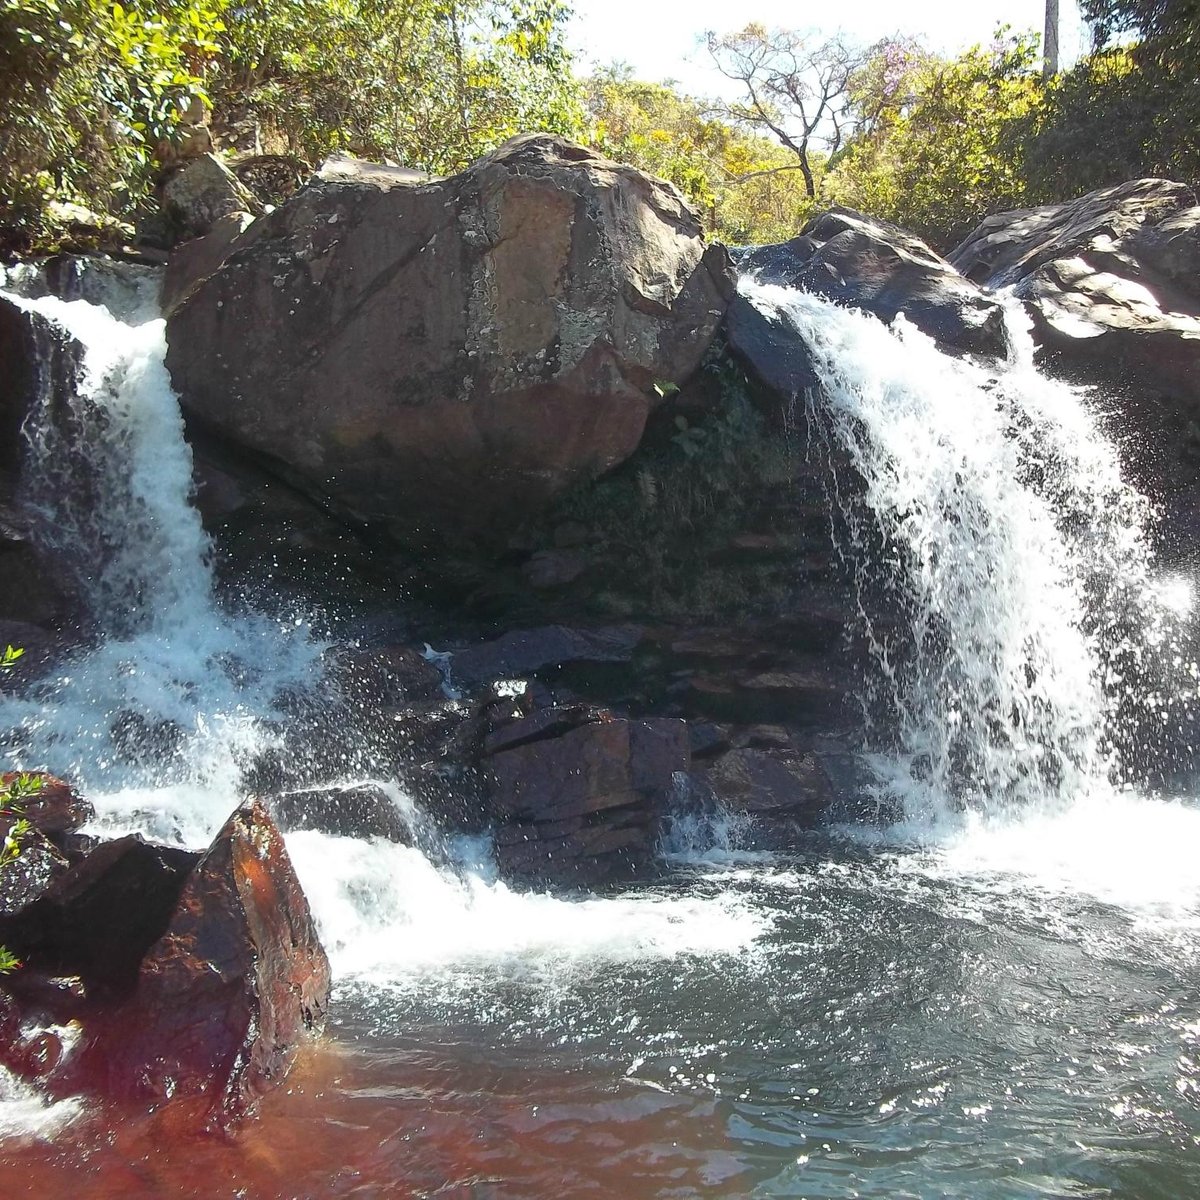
[551, 348, 799, 620]
[0, 0, 583, 248]
[0, 0, 224, 246]
[828, 31, 1044, 249]
[585, 72, 821, 244]
[206, 0, 585, 173]
[0, 664, 42, 977]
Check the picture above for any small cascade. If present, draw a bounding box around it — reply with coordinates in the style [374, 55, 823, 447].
[739, 278, 1199, 825]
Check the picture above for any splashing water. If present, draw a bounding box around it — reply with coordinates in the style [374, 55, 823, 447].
[0, 283, 322, 834]
[740, 278, 1200, 829]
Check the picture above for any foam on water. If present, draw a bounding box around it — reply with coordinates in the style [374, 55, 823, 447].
[286, 828, 768, 988]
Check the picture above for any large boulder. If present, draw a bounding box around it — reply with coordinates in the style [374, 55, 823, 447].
[734, 207, 1007, 358]
[728, 207, 1006, 405]
[950, 179, 1200, 534]
[87, 799, 330, 1125]
[949, 180, 1200, 414]
[164, 134, 733, 554]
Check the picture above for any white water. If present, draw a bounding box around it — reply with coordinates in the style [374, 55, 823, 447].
[3, 264, 1200, 1159]
[743, 279, 1199, 819]
[0, 278, 763, 1048]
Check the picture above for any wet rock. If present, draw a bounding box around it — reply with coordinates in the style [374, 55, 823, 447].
[0, 835, 199, 998]
[161, 211, 255, 317]
[268, 783, 413, 843]
[0, 830, 68, 922]
[949, 179, 1200, 428]
[729, 205, 1006, 399]
[109, 711, 185, 767]
[737, 208, 1007, 357]
[452, 624, 645, 688]
[327, 643, 445, 705]
[91, 799, 329, 1125]
[165, 134, 733, 554]
[705, 747, 832, 824]
[0, 772, 92, 839]
[488, 715, 688, 887]
[521, 549, 588, 589]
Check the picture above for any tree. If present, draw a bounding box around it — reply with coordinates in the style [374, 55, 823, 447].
[828, 31, 1043, 249]
[0, 0, 224, 246]
[204, 0, 585, 174]
[585, 70, 821, 243]
[705, 24, 863, 198]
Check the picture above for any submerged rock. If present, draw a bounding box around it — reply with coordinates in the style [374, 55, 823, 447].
[90, 799, 329, 1125]
[165, 134, 733, 554]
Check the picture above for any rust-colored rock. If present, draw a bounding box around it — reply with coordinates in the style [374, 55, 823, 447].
[94, 799, 330, 1125]
[165, 134, 733, 552]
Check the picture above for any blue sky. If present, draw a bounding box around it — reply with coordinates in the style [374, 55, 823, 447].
[568, 0, 1087, 95]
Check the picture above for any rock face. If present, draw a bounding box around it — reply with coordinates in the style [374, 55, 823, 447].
[728, 208, 1006, 404]
[950, 179, 1200, 417]
[97, 799, 330, 1125]
[165, 134, 733, 552]
[736, 208, 1008, 358]
[485, 710, 689, 887]
[158, 153, 258, 239]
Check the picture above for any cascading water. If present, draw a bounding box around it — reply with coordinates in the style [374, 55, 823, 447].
[1, 269, 1198, 1199]
[742, 278, 1199, 828]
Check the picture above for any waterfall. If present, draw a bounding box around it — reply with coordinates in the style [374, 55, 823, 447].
[739, 278, 1199, 827]
[0, 277, 322, 842]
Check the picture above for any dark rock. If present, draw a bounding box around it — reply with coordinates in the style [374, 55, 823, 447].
[327, 643, 445, 705]
[268, 783, 414, 842]
[488, 716, 688, 886]
[0, 771, 92, 838]
[949, 179, 1200, 415]
[452, 623, 645, 688]
[737, 207, 1008, 356]
[521, 549, 588, 589]
[0, 831, 68, 921]
[480, 703, 607, 757]
[165, 135, 733, 554]
[0, 834, 198, 998]
[706, 747, 832, 823]
[108, 711, 185, 767]
[87, 799, 329, 1126]
[949, 178, 1194, 285]
[1, 255, 161, 322]
[161, 212, 255, 317]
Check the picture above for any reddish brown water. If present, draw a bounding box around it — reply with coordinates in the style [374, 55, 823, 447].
[3, 1030, 745, 1199]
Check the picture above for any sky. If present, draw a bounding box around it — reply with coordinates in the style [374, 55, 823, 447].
[568, 0, 1087, 96]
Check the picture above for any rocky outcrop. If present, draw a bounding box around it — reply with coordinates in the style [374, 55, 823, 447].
[734, 207, 1007, 362]
[158, 153, 258, 239]
[91, 798, 330, 1125]
[164, 134, 733, 554]
[484, 708, 688, 887]
[728, 208, 1005, 405]
[950, 179, 1200, 535]
[269, 782, 415, 843]
[0, 834, 199, 996]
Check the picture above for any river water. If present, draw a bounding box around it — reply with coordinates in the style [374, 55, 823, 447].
[0, 272, 1197, 1198]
